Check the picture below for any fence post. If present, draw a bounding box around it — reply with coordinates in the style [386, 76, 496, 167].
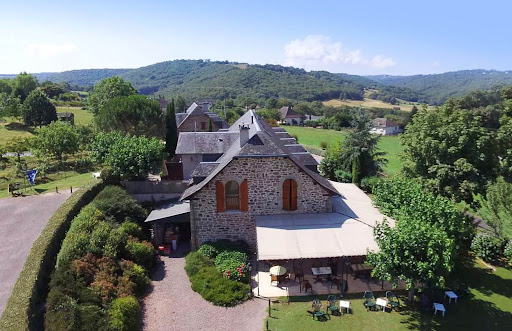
[268, 298, 271, 317]
[70, 186, 73, 193]
[56, 186, 58, 193]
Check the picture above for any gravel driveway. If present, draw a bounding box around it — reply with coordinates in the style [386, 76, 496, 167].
[142, 247, 267, 331]
[0, 192, 71, 316]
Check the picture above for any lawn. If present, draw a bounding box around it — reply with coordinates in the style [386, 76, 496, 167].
[265, 259, 512, 330]
[56, 106, 94, 125]
[0, 117, 35, 146]
[282, 126, 403, 176]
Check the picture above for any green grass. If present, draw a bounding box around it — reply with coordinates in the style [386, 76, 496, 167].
[56, 107, 94, 126]
[282, 126, 403, 176]
[265, 259, 512, 330]
[0, 117, 35, 146]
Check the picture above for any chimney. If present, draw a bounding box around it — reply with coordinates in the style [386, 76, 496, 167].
[202, 102, 209, 113]
[239, 123, 250, 147]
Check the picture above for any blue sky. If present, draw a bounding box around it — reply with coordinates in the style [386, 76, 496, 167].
[0, 0, 510, 75]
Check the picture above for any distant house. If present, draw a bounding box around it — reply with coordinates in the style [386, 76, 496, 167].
[370, 118, 402, 135]
[279, 106, 305, 125]
[57, 112, 75, 125]
[175, 102, 229, 133]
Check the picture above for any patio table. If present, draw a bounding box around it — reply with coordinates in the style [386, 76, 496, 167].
[433, 303, 446, 317]
[339, 300, 350, 314]
[444, 291, 458, 303]
[311, 267, 331, 283]
[376, 298, 388, 312]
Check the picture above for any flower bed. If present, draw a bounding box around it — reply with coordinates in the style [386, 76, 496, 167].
[185, 240, 251, 307]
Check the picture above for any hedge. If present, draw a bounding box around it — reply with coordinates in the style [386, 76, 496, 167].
[0, 181, 104, 331]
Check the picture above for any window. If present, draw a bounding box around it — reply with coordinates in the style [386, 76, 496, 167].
[225, 180, 240, 210]
[283, 179, 298, 211]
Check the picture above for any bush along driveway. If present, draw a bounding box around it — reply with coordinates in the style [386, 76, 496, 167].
[142, 243, 267, 331]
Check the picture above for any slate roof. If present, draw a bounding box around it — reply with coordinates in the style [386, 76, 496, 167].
[181, 110, 338, 200]
[284, 144, 307, 153]
[190, 162, 220, 178]
[175, 132, 238, 154]
[176, 102, 229, 129]
[279, 106, 304, 120]
[372, 118, 399, 128]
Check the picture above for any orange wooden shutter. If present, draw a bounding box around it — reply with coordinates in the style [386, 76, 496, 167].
[216, 181, 225, 212]
[241, 180, 249, 212]
[283, 179, 291, 211]
[290, 180, 298, 211]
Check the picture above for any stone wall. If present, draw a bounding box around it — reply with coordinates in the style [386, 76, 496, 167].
[190, 156, 333, 251]
[178, 114, 220, 133]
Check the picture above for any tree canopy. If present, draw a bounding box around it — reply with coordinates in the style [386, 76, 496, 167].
[11, 72, 38, 102]
[88, 77, 137, 115]
[95, 95, 163, 137]
[90, 131, 164, 179]
[23, 90, 57, 127]
[32, 121, 79, 161]
[479, 177, 512, 240]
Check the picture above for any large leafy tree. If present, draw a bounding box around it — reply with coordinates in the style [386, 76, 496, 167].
[91, 132, 164, 179]
[497, 87, 512, 180]
[88, 77, 137, 115]
[479, 177, 512, 240]
[0, 93, 22, 118]
[165, 98, 178, 157]
[11, 72, 38, 102]
[401, 105, 499, 202]
[322, 109, 387, 183]
[367, 219, 455, 301]
[0, 79, 12, 95]
[5, 137, 31, 162]
[23, 90, 57, 127]
[95, 95, 163, 137]
[32, 121, 79, 161]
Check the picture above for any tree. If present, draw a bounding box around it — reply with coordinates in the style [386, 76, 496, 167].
[323, 109, 387, 182]
[40, 82, 65, 99]
[0, 79, 12, 95]
[265, 97, 277, 109]
[88, 77, 137, 115]
[90, 132, 164, 179]
[207, 119, 213, 132]
[479, 177, 512, 240]
[0, 93, 22, 118]
[32, 121, 79, 162]
[23, 90, 57, 127]
[175, 95, 187, 113]
[401, 104, 500, 202]
[5, 137, 31, 162]
[497, 88, 512, 180]
[95, 95, 163, 137]
[367, 218, 455, 301]
[165, 98, 178, 157]
[11, 72, 38, 102]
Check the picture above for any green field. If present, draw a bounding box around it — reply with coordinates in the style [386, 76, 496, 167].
[56, 107, 94, 126]
[282, 126, 403, 176]
[266, 259, 512, 330]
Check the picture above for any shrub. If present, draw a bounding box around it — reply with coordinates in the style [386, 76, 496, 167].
[45, 289, 79, 331]
[215, 251, 249, 282]
[291, 133, 299, 142]
[0, 181, 104, 331]
[121, 222, 143, 239]
[471, 232, 504, 262]
[125, 239, 154, 270]
[109, 296, 141, 331]
[504, 241, 512, 263]
[334, 169, 352, 183]
[184, 251, 214, 276]
[120, 260, 150, 297]
[305, 120, 318, 127]
[78, 304, 107, 331]
[92, 186, 147, 223]
[189, 267, 251, 307]
[360, 176, 382, 193]
[197, 243, 219, 259]
[320, 141, 328, 149]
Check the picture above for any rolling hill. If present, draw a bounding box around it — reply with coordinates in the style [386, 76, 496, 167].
[367, 69, 512, 105]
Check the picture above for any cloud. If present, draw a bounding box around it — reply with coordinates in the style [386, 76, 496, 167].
[284, 35, 395, 70]
[26, 43, 78, 56]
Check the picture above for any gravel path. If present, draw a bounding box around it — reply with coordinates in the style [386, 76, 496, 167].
[0, 192, 71, 316]
[142, 247, 267, 331]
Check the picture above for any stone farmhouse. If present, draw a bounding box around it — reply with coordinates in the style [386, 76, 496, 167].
[175, 102, 229, 133]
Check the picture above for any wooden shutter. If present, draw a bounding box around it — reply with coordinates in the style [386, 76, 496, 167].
[283, 179, 291, 211]
[290, 179, 298, 211]
[216, 181, 225, 212]
[240, 180, 249, 212]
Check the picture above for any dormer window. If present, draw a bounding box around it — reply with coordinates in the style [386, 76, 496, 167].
[283, 179, 298, 211]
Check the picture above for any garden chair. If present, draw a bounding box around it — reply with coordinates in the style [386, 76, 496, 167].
[326, 295, 339, 317]
[311, 299, 325, 320]
[363, 291, 376, 311]
[386, 291, 400, 310]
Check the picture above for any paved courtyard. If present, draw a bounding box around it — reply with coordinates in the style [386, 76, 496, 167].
[0, 192, 71, 316]
[142, 246, 268, 331]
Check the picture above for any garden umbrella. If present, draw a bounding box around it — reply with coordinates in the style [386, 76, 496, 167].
[269, 265, 287, 276]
